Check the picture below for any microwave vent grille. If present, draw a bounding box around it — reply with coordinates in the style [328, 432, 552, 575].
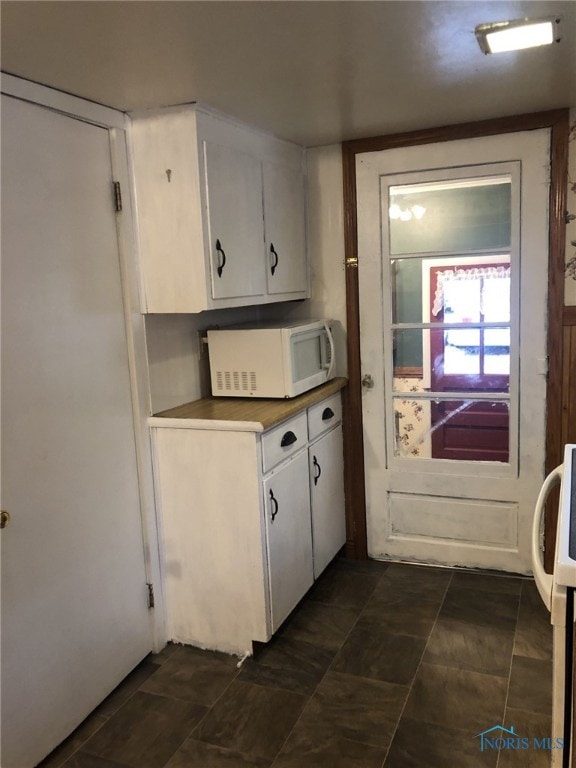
[214, 370, 257, 393]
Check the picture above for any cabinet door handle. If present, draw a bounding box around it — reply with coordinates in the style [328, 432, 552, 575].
[270, 243, 279, 276]
[280, 430, 297, 447]
[312, 456, 321, 486]
[322, 407, 335, 421]
[269, 489, 279, 522]
[215, 239, 226, 278]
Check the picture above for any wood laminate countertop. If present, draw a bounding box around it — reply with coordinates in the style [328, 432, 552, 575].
[149, 377, 347, 433]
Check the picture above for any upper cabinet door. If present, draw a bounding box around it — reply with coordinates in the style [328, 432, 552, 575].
[204, 141, 266, 301]
[263, 161, 307, 295]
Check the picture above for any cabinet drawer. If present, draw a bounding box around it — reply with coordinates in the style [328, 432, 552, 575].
[262, 411, 308, 473]
[308, 394, 342, 442]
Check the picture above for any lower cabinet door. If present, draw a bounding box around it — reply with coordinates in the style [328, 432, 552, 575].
[309, 425, 346, 578]
[263, 450, 313, 632]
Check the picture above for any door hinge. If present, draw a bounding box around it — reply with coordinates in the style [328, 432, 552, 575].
[113, 181, 122, 213]
[146, 582, 155, 609]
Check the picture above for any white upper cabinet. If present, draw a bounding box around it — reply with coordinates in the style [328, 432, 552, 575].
[263, 161, 307, 295]
[204, 141, 266, 300]
[129, 104, 309, 313]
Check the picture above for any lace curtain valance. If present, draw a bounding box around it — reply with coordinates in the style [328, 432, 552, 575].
[431, 265, 510, 316]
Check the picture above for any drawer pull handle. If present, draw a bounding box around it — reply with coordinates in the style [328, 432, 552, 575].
[313, 456, 321, 486]
[280, 430, 297, 448]
[269, 489, 279, 522]
[322, 407, 335, 421]
[215, 239, 226, 278]
[270, 243, 279, 276]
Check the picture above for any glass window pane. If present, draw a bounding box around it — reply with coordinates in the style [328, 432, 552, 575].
[484, 328, 510, 374]
[393, 328, 423, 371]
[392, 259, 423, 324]
[389, 177, 511, 255]
[393, 329, 509, 389]
[393, 397, 509, 462]
[391, 256, 510, 326]
[443, 280, 481, 323]
[393, 395, 432, 458]
[444, 329, 481, 375]
[483, 276, 510, 322]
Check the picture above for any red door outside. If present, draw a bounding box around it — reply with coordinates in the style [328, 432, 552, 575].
[429, 262, 510, 462]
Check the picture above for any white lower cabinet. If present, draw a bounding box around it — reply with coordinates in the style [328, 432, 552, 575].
[309, 424, 346, 578]
[151, 391, 345, 656]
[264, 451, 313, 633]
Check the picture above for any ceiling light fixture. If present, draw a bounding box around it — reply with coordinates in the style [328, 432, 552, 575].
[389, 203, 426, 222]
[475, 17, 559, 54]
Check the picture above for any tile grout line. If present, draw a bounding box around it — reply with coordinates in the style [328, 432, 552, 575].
[49, 652, 186, 767]
[163, 560, 389, 768]
[161, 655, 245, 764]
[377, 569, 455, 768]
[269, 561, 390, 768]
[44, 716, 111, 768]
[45, 661, 167, 768]
[495, 579, 530, 768]
[54, 563, 536, 768]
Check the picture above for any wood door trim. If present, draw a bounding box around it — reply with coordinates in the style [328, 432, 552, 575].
[564, 306, 576, 326]
[342, 109, 569, 561]
[342, 142, 368, 558]
[394, 366, 424, 379]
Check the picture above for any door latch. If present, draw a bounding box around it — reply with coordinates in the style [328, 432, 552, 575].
[362, 373, 375, 389]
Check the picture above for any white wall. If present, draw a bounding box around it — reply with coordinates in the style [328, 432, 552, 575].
[146, 304, 293, 412]
[279, 144, 348, 374]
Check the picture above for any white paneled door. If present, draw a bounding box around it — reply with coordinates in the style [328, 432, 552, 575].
[357, 130, 550, 573]
[1, 95, 153, 767]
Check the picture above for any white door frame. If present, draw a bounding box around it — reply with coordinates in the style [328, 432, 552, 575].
[356, 133, 549, 573]
[1, 73, 166, 648]
[340, 111, 570, 564]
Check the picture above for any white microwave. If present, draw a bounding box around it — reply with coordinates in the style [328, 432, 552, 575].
[207, 320, 335, 398]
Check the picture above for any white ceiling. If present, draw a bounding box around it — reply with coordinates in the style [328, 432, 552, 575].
[1, 1, 575, 147]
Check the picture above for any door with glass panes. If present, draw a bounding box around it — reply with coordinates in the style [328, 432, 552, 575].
[357, 130, 550, 572]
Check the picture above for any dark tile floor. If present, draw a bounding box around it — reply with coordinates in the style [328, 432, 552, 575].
[39, 558, 554, 768]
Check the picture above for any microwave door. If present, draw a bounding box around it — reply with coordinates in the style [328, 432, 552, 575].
[290, 329, 328, 395]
